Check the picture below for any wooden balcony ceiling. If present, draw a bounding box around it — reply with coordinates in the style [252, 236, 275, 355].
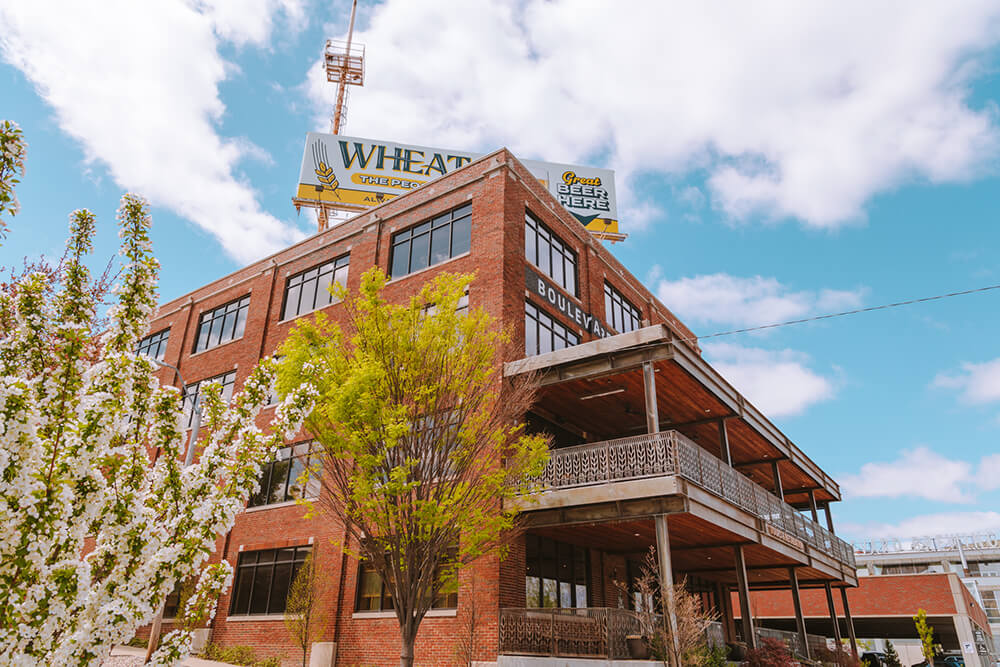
[509, 325, 839, 504]
[529, 513, 846, 587]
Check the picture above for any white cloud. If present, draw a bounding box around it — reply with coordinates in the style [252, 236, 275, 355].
[0, 0, 307, 263]
[702, 342, 835, 417]
[655, 273, 865, 329]
[978, 454, 1000, 491]
[307, 0, 1000, 229]
[933, 357, 1000, 405]
[841, 511, 1000, 542]
[840, 447, 976, 504]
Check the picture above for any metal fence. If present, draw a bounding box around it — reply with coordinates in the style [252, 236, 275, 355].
[498, 607, 647, 659]
[531, 430, 856, 569]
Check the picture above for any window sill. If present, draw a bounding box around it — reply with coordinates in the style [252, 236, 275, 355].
[190, 335, 245, 358]
[352, 608, 457, 620]
[243, 499, 304, 513]
[386, 251, 471, 286]
[226, 614, 287, 622]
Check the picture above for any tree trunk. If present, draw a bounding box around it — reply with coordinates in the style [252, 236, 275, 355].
[399, 619, 417, 667]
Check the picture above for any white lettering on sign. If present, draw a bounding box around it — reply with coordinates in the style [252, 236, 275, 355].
[527, 267, 609, 338]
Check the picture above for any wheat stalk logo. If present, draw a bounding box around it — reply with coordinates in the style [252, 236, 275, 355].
[311, 141, 341, 197]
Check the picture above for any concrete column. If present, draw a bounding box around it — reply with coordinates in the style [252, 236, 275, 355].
[824, 582, 843, 647]
[643, 361, 659, 434]
[840, 587, 859, 659]
[789, 567, 811, 660]
[734, 545, 756, 649]
[655, 514, 681, 663]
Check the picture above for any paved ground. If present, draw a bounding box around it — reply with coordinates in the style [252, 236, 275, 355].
[106, 645, 233, 666]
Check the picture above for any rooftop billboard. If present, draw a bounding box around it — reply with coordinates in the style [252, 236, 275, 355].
[295, 133, 619, 236]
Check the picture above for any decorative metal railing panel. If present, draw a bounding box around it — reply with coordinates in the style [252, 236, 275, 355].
[530, 431, 856, 569]
[498, 607, 644, 659]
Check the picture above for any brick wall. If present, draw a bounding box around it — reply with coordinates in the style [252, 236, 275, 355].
[138, 148, 697, 665]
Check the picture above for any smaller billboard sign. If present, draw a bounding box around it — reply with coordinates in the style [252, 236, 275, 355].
[296, 133, 619, 236]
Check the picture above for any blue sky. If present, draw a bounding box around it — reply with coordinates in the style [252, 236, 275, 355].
[2, 1, 999, 542]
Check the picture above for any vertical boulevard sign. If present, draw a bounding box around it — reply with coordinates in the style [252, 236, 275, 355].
[296, 133, 619, 236]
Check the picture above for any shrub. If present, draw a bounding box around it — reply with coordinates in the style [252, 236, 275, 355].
[200, 643, 280, 667]
[746, 637, 797, 667]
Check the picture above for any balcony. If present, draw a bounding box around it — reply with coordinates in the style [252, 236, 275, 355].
[527, 430, 856, 570]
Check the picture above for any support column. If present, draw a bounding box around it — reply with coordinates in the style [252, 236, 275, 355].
[734, 545, 756, 649]
[789, 567, 811, 660]
[824, 582, 843, 648]
[643, 361, 659, 435]
[716, 582, 736, 643]
[771, 461, 784, 501]
[718, 419, 732, 466]
[655, 515, 680, 663]
[823, 503, 835, 533]
[840, 587, 859, 659]
[808, 490, 819, 523]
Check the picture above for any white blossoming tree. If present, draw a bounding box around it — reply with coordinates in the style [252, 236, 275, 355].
[0, 119, 27, 241]
[0, 187, 315, 664]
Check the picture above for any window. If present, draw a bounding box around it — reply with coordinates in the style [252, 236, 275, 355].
[604, 283, 642, 334]
[229, 546, 311, 616]
[182, 370, 236, 428]
[248, 442, 320, 507]
[525, 302, 580, 357]
[421, 288, 469, 318]
[525, 213, 577, 296]
[282, 255, 350, 320]
[389, 204, 472, 279]
[194, 295, 250, 353]
[525, 535, 589, 608]
[136, 328, 169, 361]
[356, 558, 458, 611]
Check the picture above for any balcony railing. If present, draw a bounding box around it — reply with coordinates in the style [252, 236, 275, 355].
[530, 431, 856, 569]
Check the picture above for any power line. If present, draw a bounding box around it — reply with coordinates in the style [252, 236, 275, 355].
[681, 282, 1000, 344]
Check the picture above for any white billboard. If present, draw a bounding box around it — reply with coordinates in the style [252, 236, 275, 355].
[296, 133, 619, 236]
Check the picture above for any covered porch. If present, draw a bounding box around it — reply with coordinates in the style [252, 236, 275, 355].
[501, 326, 858, 661]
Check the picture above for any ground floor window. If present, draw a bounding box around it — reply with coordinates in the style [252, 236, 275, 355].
[356, 559, 458, 611]
[229, 545, 311, 616]
[525, 535, 589, 608]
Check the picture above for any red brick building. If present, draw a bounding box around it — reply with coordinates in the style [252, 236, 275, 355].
[740, 573, 994, 667]
[139, 147, 858, 665]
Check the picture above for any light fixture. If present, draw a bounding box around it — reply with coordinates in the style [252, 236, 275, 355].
[580, 388, 626, 401]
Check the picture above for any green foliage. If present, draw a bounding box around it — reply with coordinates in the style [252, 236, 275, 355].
[914, 608, 935, 664]
[884, 640, 903, 667]
[284, 549, 329, 667]
[277, 268, 549, 666]
[201, 643, 280, 667]
[689, 643, 729, 667]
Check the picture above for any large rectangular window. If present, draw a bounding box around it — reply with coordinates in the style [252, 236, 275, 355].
[604, 282, 642, 334]
[525, 535, 589, 608]
[282, 255, 349, 320]
[525, 302, 580, 357]
[525, 213, 577, 296]
[136, 328, 169, 362]
[249, 442, 320, 508]
[182, 370, 236, 428]
[229, 546, 311, 616]
[356, 558, 458, 611]
[390, 204, 472, 279]
[194, 295, 250, 353]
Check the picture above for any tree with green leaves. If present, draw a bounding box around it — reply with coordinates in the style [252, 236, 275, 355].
[884, 640, 902, 667]
[277, 268, 550, 667]
[284, 549, 330, 667]
[914, 608, 936, 666]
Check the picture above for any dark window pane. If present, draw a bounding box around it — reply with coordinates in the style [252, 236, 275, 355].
[299, 278, 317, 314]
[231, 566, 253, 615]
[315, 270, 333, 307]
[283, 284, 301, 320]
[409, 233, 430, 273]
[391, 242, 410, 278]
[430, 226, 451, 265]
[249, 564, 273, 614]
[269, 562, 292, 613]
[451, 215, 471, 256]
